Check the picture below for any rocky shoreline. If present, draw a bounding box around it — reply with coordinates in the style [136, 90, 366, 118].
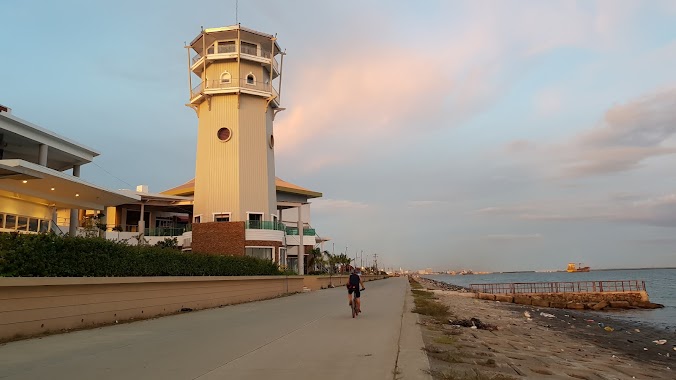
[413, 276, 674, 379]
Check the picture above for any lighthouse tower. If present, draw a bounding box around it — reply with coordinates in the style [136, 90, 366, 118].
[186, 25, 284, 258]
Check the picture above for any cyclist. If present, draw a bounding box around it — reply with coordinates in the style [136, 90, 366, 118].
[347, 268, 365, 313]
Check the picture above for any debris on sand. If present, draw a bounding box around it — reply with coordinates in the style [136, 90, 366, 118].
[448, 318, 498, 331]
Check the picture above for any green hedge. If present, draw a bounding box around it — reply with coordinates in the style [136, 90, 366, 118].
[0, 233, 282, 277]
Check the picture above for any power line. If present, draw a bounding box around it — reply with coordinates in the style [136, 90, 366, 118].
[91, 161, 135, 189]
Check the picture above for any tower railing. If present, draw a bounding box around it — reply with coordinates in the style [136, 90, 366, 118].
[192, 79, 278, 96]
[190, 45, 278, 69]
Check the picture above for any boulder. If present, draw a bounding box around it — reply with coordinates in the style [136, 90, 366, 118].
[478, 293, 496, 301]
[532, 298, 550, 307]
[495, 294, 514, 303]
[566, 303, 585, 310]
[591, 300, 609, 311]
[633, 301, 665, 309]
[514, 296, 532, 305]
[550, 301, 567, 309]
[609, 301, 630, 309]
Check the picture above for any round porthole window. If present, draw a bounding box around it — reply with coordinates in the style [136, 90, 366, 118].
[217, 128, 232, 142]
[269, 134, 275, 149]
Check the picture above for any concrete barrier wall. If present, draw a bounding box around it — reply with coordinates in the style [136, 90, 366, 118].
[0, 276, 304, 342]
[302, 275, 388, 290]
[475, 291, 650, 309]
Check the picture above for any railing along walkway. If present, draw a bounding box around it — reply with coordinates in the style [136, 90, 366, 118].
[470, 280, 646, 295]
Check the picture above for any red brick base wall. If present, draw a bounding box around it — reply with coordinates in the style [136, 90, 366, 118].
[192, 222, 245, 255]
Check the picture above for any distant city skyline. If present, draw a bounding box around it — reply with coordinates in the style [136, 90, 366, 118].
[1, 0, 676, 271]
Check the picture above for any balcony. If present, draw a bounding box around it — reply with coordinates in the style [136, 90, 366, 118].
[190, 45, 279, 75]
[285, 227, 316, 236]
[190, 79, 280, 105]
[245, 220, 286, 231]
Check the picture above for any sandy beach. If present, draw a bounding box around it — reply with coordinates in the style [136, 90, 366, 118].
[414, 277, 674, 380]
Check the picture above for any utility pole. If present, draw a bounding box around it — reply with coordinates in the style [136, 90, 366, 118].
[360, 250, 363, 268]
[374, 253, 378, 272]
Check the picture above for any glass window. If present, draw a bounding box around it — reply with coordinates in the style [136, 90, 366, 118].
[194, 216, 201, 223]
[17, 216, 28, 231]
[245, 247, 273, 261]
[5, 215, 16, 229]
[279, 248, 286, 265]
[0, 213, 4, 229]
[240, 41, 257, 56]
[247, 213, 262, 229]
[28, 218, 39, 232]
[39, 219, 50, 233]
[246, 74, 255, 85]
[217, 41, 235, 54]
[214, 213, 230, 222]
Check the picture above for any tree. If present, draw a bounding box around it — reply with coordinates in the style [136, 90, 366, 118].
[307, 247, 323, 273]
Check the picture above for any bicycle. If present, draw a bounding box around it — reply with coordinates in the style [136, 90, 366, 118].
[350, 287, 365, 318]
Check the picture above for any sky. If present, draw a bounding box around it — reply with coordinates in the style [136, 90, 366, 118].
[2, 0, 676, 272]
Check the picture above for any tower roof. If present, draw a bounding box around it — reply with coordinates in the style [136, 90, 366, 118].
[162, 177, 322, 199]
[188, 24, 281, 56]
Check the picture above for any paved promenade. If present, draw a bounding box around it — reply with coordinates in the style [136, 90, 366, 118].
[0, 276, 430, 380]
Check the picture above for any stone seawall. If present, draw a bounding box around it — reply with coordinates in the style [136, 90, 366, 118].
[476, 291, 663, 310]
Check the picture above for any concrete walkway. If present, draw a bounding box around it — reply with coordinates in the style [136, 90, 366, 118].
[0, 276, 430, 380]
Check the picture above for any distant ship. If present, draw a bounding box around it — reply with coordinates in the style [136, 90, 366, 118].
[566, 262, 590, 272]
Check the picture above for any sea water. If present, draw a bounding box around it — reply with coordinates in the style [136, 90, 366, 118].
[426, 268, 676, 330]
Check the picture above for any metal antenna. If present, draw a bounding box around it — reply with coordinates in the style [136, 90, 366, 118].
[236, 0, 239, 24]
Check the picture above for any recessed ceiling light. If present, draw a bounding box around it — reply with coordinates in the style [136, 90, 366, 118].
[50, 188, 55, 191]
[75, 194, 80, 197]
[22, 180, 27, 183]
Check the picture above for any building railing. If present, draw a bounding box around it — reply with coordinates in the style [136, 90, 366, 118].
[191, 79, 279, 100]
[470, 280, 647, 295]
[245, 221, 286, 231]
[144, 227, 188, 237]
[285, 227, 316, 236]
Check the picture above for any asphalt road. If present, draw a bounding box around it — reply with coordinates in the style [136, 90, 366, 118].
[0, 276, 430, 380]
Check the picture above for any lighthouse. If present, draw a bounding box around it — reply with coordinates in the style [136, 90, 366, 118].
[186, 25, 285, 260]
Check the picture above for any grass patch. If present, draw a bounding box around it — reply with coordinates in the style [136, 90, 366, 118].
[412, 289, 436, 299]
[413, 298, 451, 322]
[409, 278, 424, 289]
[434, 336, 457, 345]
[429, 351, 464, 364]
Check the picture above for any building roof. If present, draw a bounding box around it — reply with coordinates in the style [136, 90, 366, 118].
[162, 177, 322, 199]
[0, 112, 99, 171]
[0, 159, 139, 210]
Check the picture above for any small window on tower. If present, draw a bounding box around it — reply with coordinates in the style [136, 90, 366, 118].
[194, 215, 201, 224]
[246, 73, 256, 85]
[220, 71, 231, 84]
[217, 127, 232, 142]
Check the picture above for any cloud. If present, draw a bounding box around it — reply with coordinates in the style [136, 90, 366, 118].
[274, 0, 646, 174]
[562, 88, 676, 177]
[506, 87, 676, 178]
